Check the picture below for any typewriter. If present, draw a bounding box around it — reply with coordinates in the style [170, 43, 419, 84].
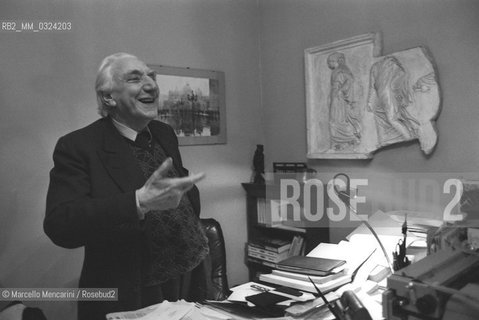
[383, 249, 479, 320]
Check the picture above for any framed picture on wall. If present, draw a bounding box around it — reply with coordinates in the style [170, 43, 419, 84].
[149, 64, 226, 146]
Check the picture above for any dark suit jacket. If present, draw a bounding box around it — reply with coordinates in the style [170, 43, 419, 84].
[44, 117, 200, 320]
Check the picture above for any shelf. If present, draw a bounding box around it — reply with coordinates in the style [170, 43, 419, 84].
[255, 223, 307, 233]
[241, 183, 266, 197]
[241, 182, 329, 281]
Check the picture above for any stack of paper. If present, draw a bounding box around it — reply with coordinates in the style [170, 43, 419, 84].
[259, 240, 375, 293]
[259, 272, 352, 293]
[106, 300, 209, 320]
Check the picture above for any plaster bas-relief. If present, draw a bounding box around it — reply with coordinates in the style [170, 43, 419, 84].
[305, 33, 440, 159]
[327, 52, 362, 150]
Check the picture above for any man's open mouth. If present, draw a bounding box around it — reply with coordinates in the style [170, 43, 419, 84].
[138, 97, 156, 104]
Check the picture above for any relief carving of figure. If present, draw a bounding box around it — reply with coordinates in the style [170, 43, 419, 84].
[306, 34, 440, 159]
[327, 52, 361, 151]
[366, 56, 420, 145]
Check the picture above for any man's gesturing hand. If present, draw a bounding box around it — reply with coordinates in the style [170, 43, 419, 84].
[136, 157, 205, 212]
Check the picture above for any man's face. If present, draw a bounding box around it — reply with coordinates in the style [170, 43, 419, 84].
[109, 57, 159, 129]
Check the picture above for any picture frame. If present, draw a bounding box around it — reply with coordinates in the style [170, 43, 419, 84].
[149, 64, 226, 146]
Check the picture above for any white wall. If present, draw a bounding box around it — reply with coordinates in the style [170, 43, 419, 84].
[0, 1, 261, 319]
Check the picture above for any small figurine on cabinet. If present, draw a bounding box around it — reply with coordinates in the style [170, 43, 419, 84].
[252, 144, 265, 184]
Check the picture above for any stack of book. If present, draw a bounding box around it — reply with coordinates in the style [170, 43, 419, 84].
[247, 238, 292, 267]
[259, 240, 376, 293]
[259, 269, 351, 293]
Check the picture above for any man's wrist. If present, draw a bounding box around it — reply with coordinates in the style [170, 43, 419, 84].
[135, 189, 148, 220]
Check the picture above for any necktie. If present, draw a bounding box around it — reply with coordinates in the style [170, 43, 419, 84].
[135, 129, 152, 149]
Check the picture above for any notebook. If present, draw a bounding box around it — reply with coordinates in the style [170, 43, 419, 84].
[276, 256, 346, 276]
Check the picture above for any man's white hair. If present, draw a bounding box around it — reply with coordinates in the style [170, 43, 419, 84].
[95, 52, 138, 117]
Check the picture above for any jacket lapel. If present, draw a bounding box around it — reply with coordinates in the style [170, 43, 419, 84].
[97, 119, 146, 192]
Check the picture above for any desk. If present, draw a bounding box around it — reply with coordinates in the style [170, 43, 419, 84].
[110, 211, 429, 319]
[110, 245, 479, 320]
[217, 210, 429, 319]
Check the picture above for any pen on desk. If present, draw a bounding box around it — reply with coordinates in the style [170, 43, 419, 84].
[308, 277, 342, 319]
[250, 284, 270, 292]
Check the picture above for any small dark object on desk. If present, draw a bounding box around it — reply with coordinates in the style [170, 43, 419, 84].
[275, 286, 303, 297]
[308, 277, 372, 320]
[393, 218, 411, 271]
[246, 291, 289, 308]
[335, 290, 373, 320]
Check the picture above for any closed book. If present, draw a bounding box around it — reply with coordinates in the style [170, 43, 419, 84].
[257, 198, 266, 224]
[276, 256, 346, 276]
[288, 235, 304, 256]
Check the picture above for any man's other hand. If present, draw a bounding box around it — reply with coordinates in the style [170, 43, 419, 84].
[137, 158, 205, 212]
